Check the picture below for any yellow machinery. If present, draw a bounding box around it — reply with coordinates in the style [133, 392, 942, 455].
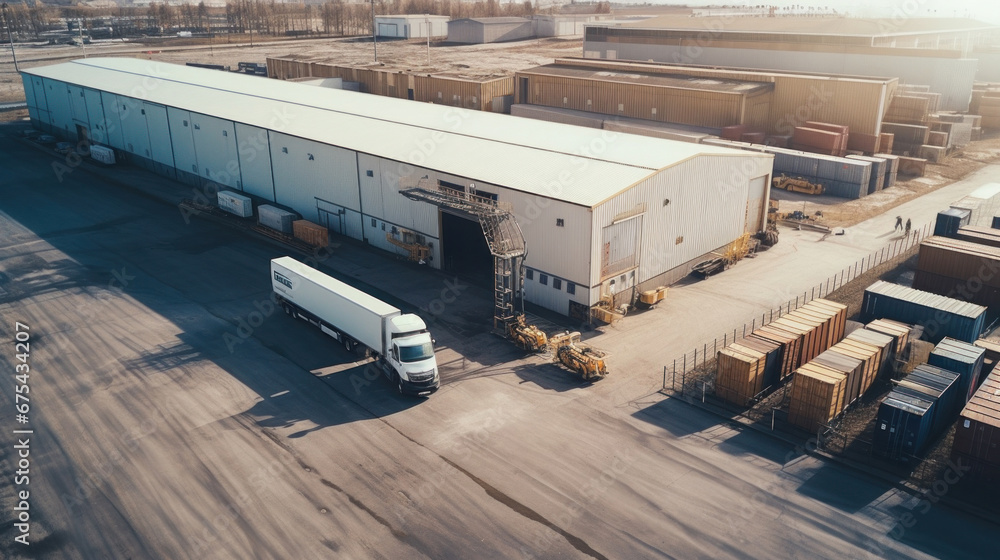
[637, 286, 668, 308]
[591, 293, 625, 324]
[548, 332, 609, 381]
[386, 232, 431, 262]
[772, 174, 824, 195]
[507, 314, 548, 352]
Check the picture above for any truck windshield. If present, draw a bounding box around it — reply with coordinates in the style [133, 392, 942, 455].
[399, 342, 434, 363]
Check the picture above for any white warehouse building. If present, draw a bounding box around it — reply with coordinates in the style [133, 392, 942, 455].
[21, 58, 773, 318]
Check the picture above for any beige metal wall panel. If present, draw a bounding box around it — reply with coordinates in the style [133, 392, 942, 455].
[500, 188, 592, 286]
[190, 113, 239, 188]
[483, 22, 533, 43]
[590, 153, 772, 300]
[447, 21, 483, 44]
[118, 94, 152, 160]
[357, 152, 385, 219]
[768, 77, 886, 136]
[166, 107, 198, 176]
[143, 102, 174, 167]
[234, 122, 275, 201]
[377, 161, 445, 237]
[511, 104, 605, 128]
[43, 79, 73, 135]
[268, 132, 361, 220]
[99, 91, 125, 150]
[83, 88, 107, 144]
[744, 90, 772, 130]
[522, 268, 590, 317]
[67, 84, 88, 124]
[524, 73, 745, 128]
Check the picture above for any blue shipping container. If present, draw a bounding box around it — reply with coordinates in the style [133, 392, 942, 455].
[861, 281, 987, 344]
[927, 338, 985, 403]
[874, 390, 935, 461]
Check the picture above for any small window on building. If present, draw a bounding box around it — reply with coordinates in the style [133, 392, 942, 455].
[526, 269, 534, 280]
[620, 274, 626, 284]
[371, 218, 377, 227]
[553, 278, 562, 290]
[281, 147, 288, 154]
[556, 219, 564, 227]
[381, 223, 386, 231]
[222, 130, 228, 137]
[183, 120, 189, 127]
[366, 170, 374, 177]
[566, 282, 576, 295]
[308, 153, 314, 161]
[540, 274, 548, 286]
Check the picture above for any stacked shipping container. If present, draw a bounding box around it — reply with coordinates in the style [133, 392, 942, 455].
[952, 366, 1000, 482]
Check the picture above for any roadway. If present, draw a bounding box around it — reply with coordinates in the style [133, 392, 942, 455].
[0, 129, 996, 559]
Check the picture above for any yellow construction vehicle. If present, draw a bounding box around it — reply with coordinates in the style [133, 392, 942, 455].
[772, 174, 824, 195]
[507, 314, 548, 352]
[548, 332, 609, 381]
[386, 232, 431, 262]
[691, 233, 758, 277]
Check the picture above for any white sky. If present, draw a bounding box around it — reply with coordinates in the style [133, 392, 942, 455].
[613, 1, 1000, 24]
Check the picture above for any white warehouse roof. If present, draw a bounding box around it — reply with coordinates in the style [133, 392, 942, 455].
[23, 58, 769, 207]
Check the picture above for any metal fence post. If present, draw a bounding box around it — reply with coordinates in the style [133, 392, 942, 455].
[811, 286, 815, 300]
[663, 365, 666, 390]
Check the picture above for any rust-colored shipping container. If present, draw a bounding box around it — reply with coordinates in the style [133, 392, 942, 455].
[955, 225, 1000, 248]
[293, 220, 329, 248]
[952, 366, 1000, 482]
[752, 325, 801, 379]
[847, 132, 880, 153]
[788, 362, 847, 433]
[812, 348, 865, 408]
[897, 156, 927, 176]
[716, 342, 773, 406]
[879, 132, 894, 153]
[865, 319, 910, 358]
[792, 127, 843, 151]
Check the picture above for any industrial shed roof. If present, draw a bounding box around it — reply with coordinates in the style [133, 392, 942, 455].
[519, 64, 774, 94]
[618, 16, 998, 37]
[23, 58, 768, 207]
[452, 17, 531, 25]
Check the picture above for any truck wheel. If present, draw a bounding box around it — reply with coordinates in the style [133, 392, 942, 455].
[395, 373, 405, 395]
[283, 304, 292, 316]
[343, 339, 353, 353]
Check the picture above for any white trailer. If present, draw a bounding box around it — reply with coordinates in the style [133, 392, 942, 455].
[270, 257, 439, 395]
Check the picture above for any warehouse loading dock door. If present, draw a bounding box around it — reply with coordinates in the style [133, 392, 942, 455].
[441, 210, 492, 287]
[601, 215, 642, 280]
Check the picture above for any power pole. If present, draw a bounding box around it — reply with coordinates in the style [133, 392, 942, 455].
[425, 14, 430, 66]
[1, 2, 19, 72]
[371, 0, 377, 62]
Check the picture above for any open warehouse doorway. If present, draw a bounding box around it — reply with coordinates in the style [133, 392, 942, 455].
[441, 210, 493, 287]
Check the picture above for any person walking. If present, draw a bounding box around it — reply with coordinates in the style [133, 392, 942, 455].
[895, 216, 903, 231]
[905, 218, 912, 236]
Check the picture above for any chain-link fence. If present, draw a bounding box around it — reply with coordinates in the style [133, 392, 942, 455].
[663, 221, 931, 397]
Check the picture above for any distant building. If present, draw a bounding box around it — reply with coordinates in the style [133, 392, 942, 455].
[447, 17, 533, 44]
[583, 16, 1000, 111]
[374, 15, 449, 39]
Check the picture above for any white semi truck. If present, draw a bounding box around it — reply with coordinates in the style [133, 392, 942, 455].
[271, 257, 439, 395]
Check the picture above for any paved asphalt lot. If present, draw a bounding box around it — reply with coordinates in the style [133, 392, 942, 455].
[0, 129, 997, 559]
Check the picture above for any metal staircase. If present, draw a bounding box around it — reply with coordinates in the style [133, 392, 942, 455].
[399, 182, 527, 329]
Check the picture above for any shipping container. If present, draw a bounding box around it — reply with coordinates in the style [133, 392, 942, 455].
[934, 208, 971, 237]
[292, 220, 329, 247]
[217, 190, 253, 218]
[716, 342, 770, 406]
[846, 329, 895, 380]
[865, 318, 910, 358]
[954, 225, 1000, 248]
[905, 365, 963, 435]
[811, 349, 865, 408]
[258, 204, 298, 234]
[861, 281, 987, 343]
[788, 362, 847, 433]
[913, 235, 1000, 307]
[928, 337, 986, 403]
[873, 389, 935, 460]
[750, 325, 801, 379]
[952, 366, 1000, 482]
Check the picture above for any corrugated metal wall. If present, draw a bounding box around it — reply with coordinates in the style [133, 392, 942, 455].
[590, 153, 772, 304]
[582, 40, 972, 112]
[483, 21, 534, 43]
[268, 132, 361, 222]
[266, 58, 514, 112]
[234, 122, 275, 201]
[447, 21, 485, 44]
[518, 72, 754, 128]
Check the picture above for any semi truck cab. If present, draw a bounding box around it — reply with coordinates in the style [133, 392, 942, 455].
[386, 315, 439, 395]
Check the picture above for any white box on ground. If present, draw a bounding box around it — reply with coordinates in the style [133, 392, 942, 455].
[89, 145, 116, 165]
[217, 190, 253, 218]
[258, 204, 298, 233]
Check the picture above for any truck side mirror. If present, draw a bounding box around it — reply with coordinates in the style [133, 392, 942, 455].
[432, 338, 437, 346]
